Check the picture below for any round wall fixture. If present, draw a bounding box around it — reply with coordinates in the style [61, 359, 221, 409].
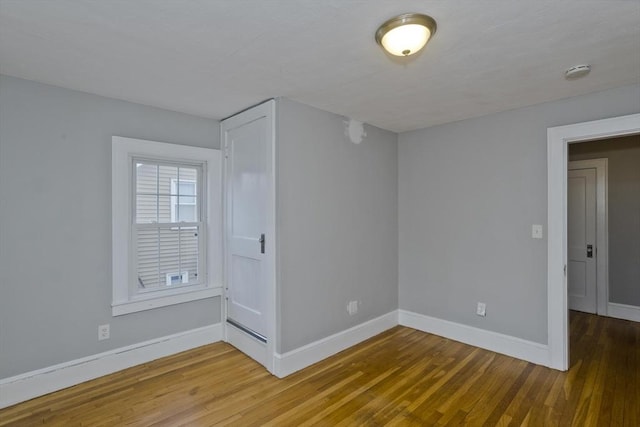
[375, 13, 437, 56]
[565, 64, 591, 80]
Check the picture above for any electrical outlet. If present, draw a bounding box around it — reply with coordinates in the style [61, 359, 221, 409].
[476, 302, 486, 317]
[98, 324, 110, 341]
[347, 300, 359, 315]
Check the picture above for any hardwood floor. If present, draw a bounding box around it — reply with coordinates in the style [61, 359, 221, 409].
[1, 311, 638, 426]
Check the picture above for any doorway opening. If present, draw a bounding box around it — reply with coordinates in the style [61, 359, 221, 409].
[547, 113, 640, 370]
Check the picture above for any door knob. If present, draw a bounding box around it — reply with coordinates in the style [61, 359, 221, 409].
[587, 244, 593, 258]
[259, 233, 265, 254]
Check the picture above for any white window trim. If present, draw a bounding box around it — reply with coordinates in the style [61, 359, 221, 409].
[112, 136, 222, 316]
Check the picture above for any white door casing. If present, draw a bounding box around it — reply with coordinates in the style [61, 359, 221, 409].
[567, 167, 597, 313]
[221, 100, 276, 372]
[547, 113, 639, 371]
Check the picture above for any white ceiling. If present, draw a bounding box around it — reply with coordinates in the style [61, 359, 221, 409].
[1, 0, 639, 132]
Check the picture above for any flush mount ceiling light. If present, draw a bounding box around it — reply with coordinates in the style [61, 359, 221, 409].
[375, 13, 437, 57]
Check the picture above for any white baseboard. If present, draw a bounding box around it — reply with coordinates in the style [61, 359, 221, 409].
[607, 302, 640, 322]
[1, 309, 559, 409]
[0, 323, 222, 409]
[273, 311, 398, 378]
[398, 310, 549, 367]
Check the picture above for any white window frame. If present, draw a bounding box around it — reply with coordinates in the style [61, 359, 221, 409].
[112, 136, 222, 316]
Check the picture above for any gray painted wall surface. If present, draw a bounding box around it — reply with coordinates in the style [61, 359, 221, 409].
[569, 135, 640, 307]
[0, 75, 221, 378]
[276, 98, 398, 353]
[399, 84, 640, 344]
[2, 73, 637, 379]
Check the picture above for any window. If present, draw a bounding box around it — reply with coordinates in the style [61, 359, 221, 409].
[134, 161, 201, 291]
[112, 137, 222, 316]
[170, 178, 197, 223]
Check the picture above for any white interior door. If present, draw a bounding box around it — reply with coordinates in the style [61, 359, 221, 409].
[222, 101, 275, 361]
[567, 167, 597, 313]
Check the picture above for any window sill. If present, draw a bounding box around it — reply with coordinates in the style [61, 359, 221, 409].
[112, 287, 222, 316]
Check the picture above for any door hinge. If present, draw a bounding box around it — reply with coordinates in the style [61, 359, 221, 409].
[564, 264, 567, 276]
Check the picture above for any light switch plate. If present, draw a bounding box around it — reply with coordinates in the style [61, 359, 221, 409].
[476, 302, 486, 317]
[532, 224, 543, 239]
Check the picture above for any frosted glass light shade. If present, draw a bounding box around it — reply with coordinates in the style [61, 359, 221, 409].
[375, 14, 437, 57]
[381, 24, 430, 56]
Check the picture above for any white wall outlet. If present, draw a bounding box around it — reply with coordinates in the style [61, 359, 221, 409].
[476, 302, 486, 317]
[347, 300, 359, 315]
[98, 324, 110, 341]
[532, 224, 543, 239]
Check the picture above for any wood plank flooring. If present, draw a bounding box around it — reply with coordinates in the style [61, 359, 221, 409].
[1, 311, 638, 426]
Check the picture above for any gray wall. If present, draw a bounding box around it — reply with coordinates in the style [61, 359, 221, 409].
[569, 135, 640, 307]
[0, 75, 221, 378]
[399, 84, 640, 344]
[2, 73, 637, 379]
[276, 98, 398, 353]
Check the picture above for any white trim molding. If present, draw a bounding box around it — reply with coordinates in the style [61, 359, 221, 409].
[398, 310, 549, 367]
[547, 113, 640, 371]
[0, 324, 222, 409]
[607, 303, 640, 323]
[273, 311, 398, 378]
[112, 287, 223, 316]
[112, 136, 222, 316]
